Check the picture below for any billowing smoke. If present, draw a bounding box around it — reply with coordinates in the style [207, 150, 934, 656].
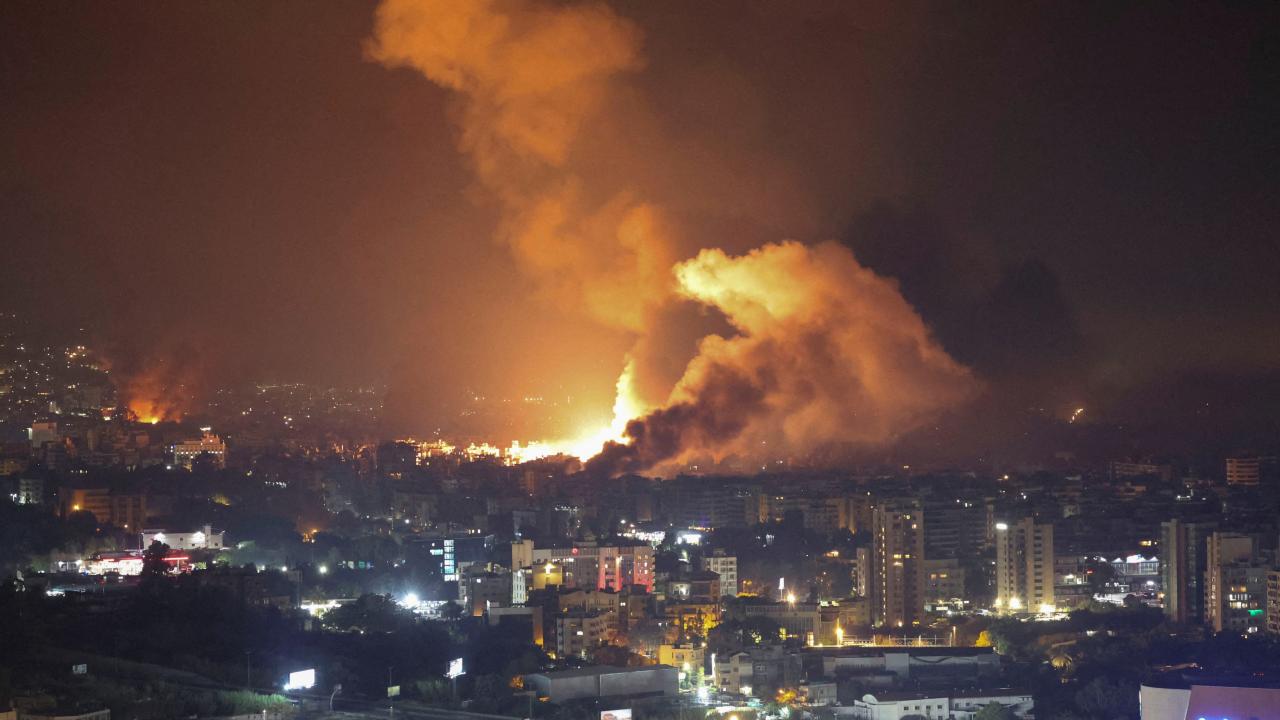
[111, 346, 205, 424]
[370, 0, 977, 474]
[368, 0, 675, 334]
[586, 241, 977, 475]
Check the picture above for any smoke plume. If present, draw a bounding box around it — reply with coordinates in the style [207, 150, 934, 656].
[586, 241, 977, 475]
[111, 345, 205, 424]
[370, 0, 978, 474]
[368, 0, 674, 335]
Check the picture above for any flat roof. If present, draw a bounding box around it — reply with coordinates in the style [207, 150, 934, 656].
[532, 665, 676, 679]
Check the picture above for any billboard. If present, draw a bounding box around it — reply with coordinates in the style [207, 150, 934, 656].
[284, 668, 316, 691]
[447, 658, 465, 679]
[601, 710, 632, 720]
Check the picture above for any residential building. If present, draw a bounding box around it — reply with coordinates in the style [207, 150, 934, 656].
[62, 487, 146, 530]
[532, 542, 655, 592]
[1268, 570, 1280, 636]
[1203, 532, 1263, 633]
[1225, 455, 1277, 486]
[488, 605, 544, 647]
[17, 475, 43, 505]
[461, 569, 513, 616]
[28, 420, 58, 447]
[763, 494, 848, 534]
[554, 610, 615, 659]
[995, 517, 1054, 613]
[658, 644, 705, 675]
[1109, 460, 1174, 483]
[922, 498, 987, 559]
[661, 479, 758, 529]
[923, 558, 965, 605]
[713, 651, 752, 694]
[702, 551, 738, 597]
[871, 501, 925, 627]
[741, 600, 821, 643]
[1161, 519, 1216, 624]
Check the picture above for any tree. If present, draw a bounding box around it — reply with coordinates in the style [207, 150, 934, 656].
[441, 600, 464, 620]
[140, 540, 171, 581]
[1074, 677, 1138, 719]
[323, 593, 412, 633]
[974, 703, 1017, 720]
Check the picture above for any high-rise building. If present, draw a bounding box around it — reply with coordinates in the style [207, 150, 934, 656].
[763, 494, 848, 534]
[702, 551, 738, 597]
[994, 517, 1054, 613]
[852, 546, 872, 599]
[1160, 519, 1216, 624]
[1225, 456, 1277, 486]
[662, 479, 758, 529]
[923, 558, 966, 605]
[871, 500, 925, 628]
[922, 498, 988, 560]
[1266, 570, 1280, 636]
[1108, 459, 1174, 483]
[1204, 532, 1264, 634]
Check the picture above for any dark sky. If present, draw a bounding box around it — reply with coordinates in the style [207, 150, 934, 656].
[2, 1, 1277, 437]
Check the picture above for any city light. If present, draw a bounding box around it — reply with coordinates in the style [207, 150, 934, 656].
[2, 5, 1274, 717]
[283, 669, 316, 691]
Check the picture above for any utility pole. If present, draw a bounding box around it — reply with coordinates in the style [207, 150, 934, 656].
[245, 651, 253, 690]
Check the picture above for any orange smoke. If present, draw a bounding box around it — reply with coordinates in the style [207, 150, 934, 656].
[368, 0, 675, 334]
[588, 242, 978, 475]
[114, 352, 203, 425]
[370, 0, 977, 474]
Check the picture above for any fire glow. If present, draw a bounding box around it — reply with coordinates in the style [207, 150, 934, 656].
[367, 0, 979, 475]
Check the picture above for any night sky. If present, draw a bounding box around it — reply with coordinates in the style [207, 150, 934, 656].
[2, 1, 1277, 446]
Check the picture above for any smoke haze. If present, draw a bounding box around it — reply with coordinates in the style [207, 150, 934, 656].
[3, 1, 1276, 457]
[371, 0, 977, 473]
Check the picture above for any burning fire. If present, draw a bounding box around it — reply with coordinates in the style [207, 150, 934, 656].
[505, 359, 647, 463]
[114, 351, 202, 426]
[370, 0, 978, 475]
[128, 400, 166, 425]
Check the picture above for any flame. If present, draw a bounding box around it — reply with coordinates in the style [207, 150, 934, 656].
[504, 359, 646, 463]
[127, 398, 172, 425]
[369, 1, 977, 476]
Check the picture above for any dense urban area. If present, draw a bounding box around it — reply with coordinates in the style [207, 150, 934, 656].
[3, 317, 1279, 720]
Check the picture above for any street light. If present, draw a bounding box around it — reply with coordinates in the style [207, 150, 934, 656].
[330, 684, 342, 711]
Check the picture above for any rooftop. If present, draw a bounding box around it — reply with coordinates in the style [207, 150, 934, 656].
[530, 664, 676, 679]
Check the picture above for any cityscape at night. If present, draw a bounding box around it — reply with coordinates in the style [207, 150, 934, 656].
[2, 2, 1279, 720]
